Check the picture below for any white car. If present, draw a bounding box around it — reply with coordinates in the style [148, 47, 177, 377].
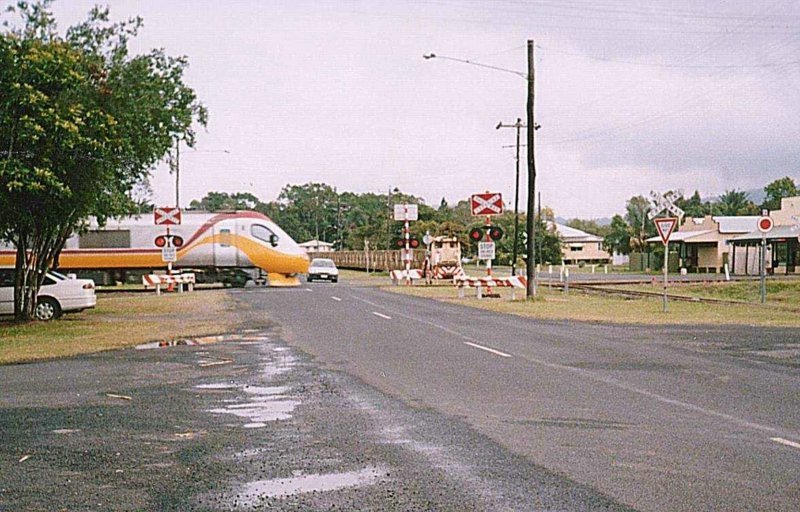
[307, 258, 339, 283]
[0, 269, 97, 321]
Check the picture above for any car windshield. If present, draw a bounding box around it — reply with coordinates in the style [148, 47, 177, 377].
[312, 259, 335, 268]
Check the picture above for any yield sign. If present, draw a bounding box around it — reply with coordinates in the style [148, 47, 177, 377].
[654, 217, 678, 245]
[154, 207, 181, 225]
[471, 193, 503, 216]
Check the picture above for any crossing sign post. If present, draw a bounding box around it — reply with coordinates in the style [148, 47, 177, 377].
[654, 217, 678, 313]
[154, 207, 181, 273]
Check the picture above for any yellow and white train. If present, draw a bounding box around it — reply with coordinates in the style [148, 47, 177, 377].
[0, 211, 310, 287]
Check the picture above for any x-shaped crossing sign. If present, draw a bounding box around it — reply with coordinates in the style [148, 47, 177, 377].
[471, 193, 504, 216]
[154, 207, 182, 226]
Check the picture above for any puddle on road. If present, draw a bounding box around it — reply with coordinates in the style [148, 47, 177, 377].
[238, 467, 386, 506]
[195, 383, 239, 390]
[135, 332, 268, 350]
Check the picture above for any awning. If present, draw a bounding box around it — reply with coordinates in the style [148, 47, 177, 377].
[729, 226, 800, 243]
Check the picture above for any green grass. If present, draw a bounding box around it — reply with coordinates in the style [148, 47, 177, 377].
[610, 279, 800, 306]
[385, 280, 800, 327]
[0, 290, 242, 365]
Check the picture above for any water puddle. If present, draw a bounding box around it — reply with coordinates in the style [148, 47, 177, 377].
[208, 399, 299, 425]
[135, 332, 265, 350]
[195, 383, 239, 390]
[238, 467, 386, 506]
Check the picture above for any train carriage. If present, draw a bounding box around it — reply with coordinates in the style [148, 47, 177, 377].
[0, 211, 309, 287]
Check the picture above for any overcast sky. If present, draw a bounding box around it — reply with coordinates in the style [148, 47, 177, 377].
[46, 0, 800, 218]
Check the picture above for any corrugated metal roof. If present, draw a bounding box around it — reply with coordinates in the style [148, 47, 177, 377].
[553, 223, 603, 242]
[712, 216, 759, 234]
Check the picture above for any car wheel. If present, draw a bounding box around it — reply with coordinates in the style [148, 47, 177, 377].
[34, 297, 62, 321]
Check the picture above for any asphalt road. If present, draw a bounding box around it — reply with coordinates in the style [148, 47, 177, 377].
[241, 280, 800, 511]
[1, 282, 798, 511]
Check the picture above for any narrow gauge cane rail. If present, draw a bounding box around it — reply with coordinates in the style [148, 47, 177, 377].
[567, 283, 751, 306]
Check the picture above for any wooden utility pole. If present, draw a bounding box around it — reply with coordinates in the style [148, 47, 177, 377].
[526, 39, 537, 298]
[496, 118, 525, 276]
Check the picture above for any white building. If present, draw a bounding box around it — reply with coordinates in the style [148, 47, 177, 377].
[298, 240, 334, 253]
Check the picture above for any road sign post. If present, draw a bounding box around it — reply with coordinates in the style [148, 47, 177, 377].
[394, 204, 418, 285]
[154, 207, 182, 275]
[471, 193, 504, 297]
[654, 217, 678, 313]
[757, 212, 774, 304]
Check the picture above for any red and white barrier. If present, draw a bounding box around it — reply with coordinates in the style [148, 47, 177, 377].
[455, 275, 527, 289]
[143, 273, 196, 294]
[390, 269, 423, 284]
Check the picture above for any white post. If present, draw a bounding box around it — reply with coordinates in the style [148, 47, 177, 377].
[663, 242, 669, 313]
[724, 263, 730, 282]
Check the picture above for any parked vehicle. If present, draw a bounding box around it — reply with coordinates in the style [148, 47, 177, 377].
[307, 258, 339, 283]
[0, 269, 97, 321]
[0, 211, 310, 287]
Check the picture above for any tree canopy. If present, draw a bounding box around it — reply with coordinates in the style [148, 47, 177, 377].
[0, 2, 206, 320]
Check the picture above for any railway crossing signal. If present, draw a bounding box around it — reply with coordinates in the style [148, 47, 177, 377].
[154, 235, 184, 248]
[154, 207, 182, 225]
[471, 193, 504, 216]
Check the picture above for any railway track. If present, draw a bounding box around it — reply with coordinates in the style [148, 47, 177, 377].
[567, 283, 749, 305]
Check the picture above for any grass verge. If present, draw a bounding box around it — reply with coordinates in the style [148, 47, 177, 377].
[385, 281, 800, 327]
[0, 290, 241, 365]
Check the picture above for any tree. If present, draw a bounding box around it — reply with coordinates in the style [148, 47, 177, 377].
[0, 3, 206, 321]
[624, 196, 655, 252]
[712, 189, 759, 216]
[189, 191, 259, 211]
[603, 214, 632, 256]
[761, 177, 797, 212]
[674, 190, 711, 218]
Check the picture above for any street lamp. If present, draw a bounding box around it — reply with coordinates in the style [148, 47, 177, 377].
[169, 141, 231, 208]
[424, 40, 538, 297]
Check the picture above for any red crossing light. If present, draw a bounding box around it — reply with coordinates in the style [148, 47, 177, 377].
[469, 227, 483, 242]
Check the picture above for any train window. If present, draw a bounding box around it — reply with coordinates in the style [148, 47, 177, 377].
[79, 230, 131, 248]
[0, 269, 13, 287]
[219, 228, 231, 248]
[251, 225, 279, 247]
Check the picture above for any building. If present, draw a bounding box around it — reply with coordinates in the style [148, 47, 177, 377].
[729, 196, 800, 275]
[298, 240, 334, 253]
[554, 223, 611, 265]
[646, 215, 761, 274]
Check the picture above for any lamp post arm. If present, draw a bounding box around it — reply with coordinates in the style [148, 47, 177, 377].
[423, 53, 528, 79]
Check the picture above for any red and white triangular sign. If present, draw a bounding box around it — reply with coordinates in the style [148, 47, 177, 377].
[654, 217, 678, 245]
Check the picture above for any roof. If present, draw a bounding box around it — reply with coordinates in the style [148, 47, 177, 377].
[298, 240, 334, 248]
[712, 216, 759, 234]
[646, 230, 715, 243]
[729, 226, 800, 243]
[553, 223, 603, 242]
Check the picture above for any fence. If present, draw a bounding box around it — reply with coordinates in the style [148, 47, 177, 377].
[307, 250, 425, 272]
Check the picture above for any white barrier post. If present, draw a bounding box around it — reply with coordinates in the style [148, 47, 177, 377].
[724, 263, 730, 281]
[564, 268, 570, 295]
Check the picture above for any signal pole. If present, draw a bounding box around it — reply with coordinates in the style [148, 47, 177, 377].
[496, 118, 525, 276]
[526, 39, 537, 298]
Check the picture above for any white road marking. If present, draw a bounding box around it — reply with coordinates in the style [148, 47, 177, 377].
[304, 288, 313, 292]
[347, 293, 797, 440]
[463, 342, 512, 358]
[372, 312, 392, 320]
[771, 437, 800, 450]
[331, 296, 342, 302]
